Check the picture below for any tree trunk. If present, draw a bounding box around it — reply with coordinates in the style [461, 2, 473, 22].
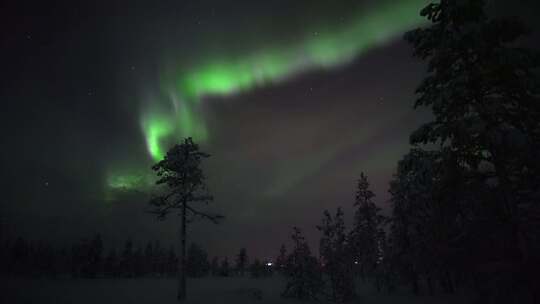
[178, 201, 187, 301]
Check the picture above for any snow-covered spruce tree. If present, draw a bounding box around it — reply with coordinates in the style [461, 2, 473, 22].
[317, 208, 355, 302]
[281, 227, 324, 300]
[349, 173, 385, 282]
[148, 137, 223, 301]
[405, 0, 540, 302]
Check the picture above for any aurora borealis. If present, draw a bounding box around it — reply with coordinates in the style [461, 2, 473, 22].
[105, 0, 430, 194]
[5, 0, 538, 260]
[139, 0, 428, 162]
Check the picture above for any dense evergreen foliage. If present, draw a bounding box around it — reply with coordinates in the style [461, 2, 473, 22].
[384, 0, 540, 302]
[281, 227, 324, 301]
[318, 208, 355, 302]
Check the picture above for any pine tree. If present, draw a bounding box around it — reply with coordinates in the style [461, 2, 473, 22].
[318, 208, 355, 302]
[403, 0, 540, 302]
[149, 138, 223, 301]
[350, 173, 385, 280]
[389, 149, 457, 295]
[281, 227, 323, 300]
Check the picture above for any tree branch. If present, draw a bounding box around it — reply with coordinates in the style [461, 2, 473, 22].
[185, 205, 224, 224]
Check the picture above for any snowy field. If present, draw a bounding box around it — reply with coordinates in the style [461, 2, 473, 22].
[1, 276, 467, 304]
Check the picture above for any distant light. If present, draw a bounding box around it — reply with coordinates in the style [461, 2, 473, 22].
[354, 261, 359, 265]
[266, 262, 273, 267]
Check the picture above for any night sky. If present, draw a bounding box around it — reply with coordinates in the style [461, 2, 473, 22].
[2, 0, 539, 259]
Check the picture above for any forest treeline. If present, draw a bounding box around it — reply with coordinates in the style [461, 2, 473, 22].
[0, 236, 271, 279]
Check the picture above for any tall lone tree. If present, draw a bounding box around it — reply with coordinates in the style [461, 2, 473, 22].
[149, 137, 223, 301]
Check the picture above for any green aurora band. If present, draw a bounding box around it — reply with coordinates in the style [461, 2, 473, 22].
[140, 0, 428, 162]
[108, 0, 429, 192]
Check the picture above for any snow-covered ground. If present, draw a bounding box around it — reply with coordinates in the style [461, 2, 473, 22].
[1, 276, 467, 304]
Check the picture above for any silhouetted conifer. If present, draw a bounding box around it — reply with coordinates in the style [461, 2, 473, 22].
[281, 227, 323, 300]
[318, 208, 355, 302]
[148, 137, 223, 301]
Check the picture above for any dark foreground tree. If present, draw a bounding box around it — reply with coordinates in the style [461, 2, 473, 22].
[389, 149, 461, 295]
[349, 173, 385, 281]
[281, 227, 323, 300]
[149, 137, 223, 301]
[318, 208, 355, 302]
[402, 0, 540, 302]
